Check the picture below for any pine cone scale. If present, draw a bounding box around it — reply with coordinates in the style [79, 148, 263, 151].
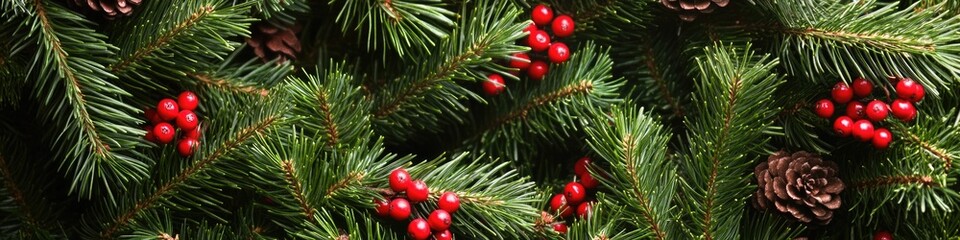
[753, 150, 845, 225]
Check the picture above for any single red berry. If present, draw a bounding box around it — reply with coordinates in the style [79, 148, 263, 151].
[531, 4, 554, 26]
[389, 168, 411, 192]
[551, 15, 575, 38]
[482, 74, 506, 96]
[157, 98, 180, 121]
[153, 123, 176, 144]
[872, 128, 893, 149]
[852, 120, 875, 142]
[388, 198, 411, 221]
[833, 116, 854, 137]
[873, 230, 893, 240]
[896, 78, 924, 102]
[527, 60, 549, 81]
[576, 202, 592, 218]
[564, 182, 586, 205]
[553, 223, 568, 234]
[434, 230, 453, 240]
[528, 30, 551, 52]
[846, 101, 866, 120]
[549, 193, 573, 218]
[373, 198, 390, 217]
[407, 180, 429, 203]
[852, 77, 873, 98]
[145, 108, 163, 124]
[407, 218, 431, 240]
[438, 192, 461, 213]
[177, 138, 198, 157]
[831, 82, 854, 104]
[890, 99, 917, 122]
[579, 172, 599, 189]
[574, 157, 591, 176]
[548, 42, 570, 64]
[428, 209, 453, 231]
[177, 91, 199, 111]
[865, 100, 889, 122]
[911, 83, 925, 102]
[184, 123, 202, 140]
[813, 99, 834, 118]
[523, 23, 537, 33]
[176, 110, 199, 130]
[144, 126, 158, 143]
[509, 53, 531, 70]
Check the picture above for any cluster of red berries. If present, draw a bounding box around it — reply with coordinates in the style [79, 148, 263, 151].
[374, 168, 461, 240]
[143, 91, 202, 157]
[481, 4, 576, 96]
[812, 77, 924, 149]
[545, 157, 600, 234]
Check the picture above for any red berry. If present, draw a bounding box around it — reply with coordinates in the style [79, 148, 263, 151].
[157, 98, 180, 121]
[563, 182, 586, 205]
[890, 99, 917, 122]
[407, 180, 429, 203]
[482, 74, 506, 96]
[872, 128, 893, 149]
[509, 53, 531, 70]
[145, 108, 163, 124]
[531, 4, 554, 26]
[853, 120, 875, 142]
[144, 126, 158, 143]
[553, 223, 568, 234]
[438, 192, 461, 213]
[176, 110, 199, 130]
[846, 101, 866, 120]
[548, 42, 570, 64]
[389, 168, 411, 192]
[388, 198, 411, 221]
[852, 77, 873, 98]
[813, 99, 834, 118]
[873, 230, 893, 240]
[896, 78, 924, 102]
[574, 157, 591, 176]
[527, 60, 549, 81]
[833, 116, 854, 137]
[576, 202, 592, 218]
[551, 15, 575, 38]
[153, 123, 176, 144]
[549, 193, 573, 218]
[528, 30, 551, 52]
[865, 100, 889, 122]
[184, 123, 202, 140]
[177, 138, 198, 157]
[407, 218, 431, 240]
[428, 209, 453, 231]
[177, 91, 199, 111]
[911, 84, 925, 102]
[831, 82, 854, 104]
[579, 172, 599, 189]
[523, 23, 537, 33]
[373, 198, 390, 217]
[434, 230, 453, 240]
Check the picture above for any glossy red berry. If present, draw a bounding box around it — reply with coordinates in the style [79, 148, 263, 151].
[176, 110, 199, 130]
[509, 53, 531, 70]
[896, 78, 924, 102]
[157, 98, 180, 121]
[523, 23, 537, 33]
[184, 123, 201, 140]
[407, 180, 429, 203]
[576, 202, 592, 218]
[873, 230, 893, 240]
[549, 194, 573, 218]
[890, 99, 917, 122]
[872, 128, 893, 149]
[373, 198, 390, 217]
[153, 123, 176, 144]
[831, 82, 854, 104]
[407, 218, 431, 240]
[389, 168, 411, 192]
[553, 223, 568, 234]
[527, 60, 549, 81]
[574, 157, 591, 176]
[548, 42, 570, 64]
[852, 120, 875, 142]
[428, 209, 453, 231]
[551, 15, 575, 38]
[531, 4, 554, 26]
[911, 84, 925, 102]
[434, 230, 453, 240]
[528, 30, 551, 52]
[813, 99, 834, 118]
[482, 74, 506, 96]
[145, 108, 163, 124]
[563, 182, 586, 205]
[177, 138, 198, 157]
[144, 126, 158, 143]
[177, 91, 199, 111]
[852, 77, 873, 98]
[388, 198, 411, 221]
[833, 116, 854, 137]
[438, 192, 461, 213]
[865, 100, 888, 122]
[579, 172, 599, 189]
[846, 101, 866, 120]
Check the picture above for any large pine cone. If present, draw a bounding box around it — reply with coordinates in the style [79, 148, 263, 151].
[753, 151, 845, 225]
[246, 22, 301, 63]
[660, 0, 730, 21]
[71, 0, 142, 18]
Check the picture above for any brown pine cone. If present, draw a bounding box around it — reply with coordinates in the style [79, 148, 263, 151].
[246, 22, 301, 63]
[753, 150, 845, 225]
[71, 0, 142, 18]
[660, 0, 730, 21]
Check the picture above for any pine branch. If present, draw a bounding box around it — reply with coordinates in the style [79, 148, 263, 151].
[295, 208, 401, 240]
[187, 53, 293, 97]
[678, 43, 783, 240]
[286, 63, 372, 149]
[329, 0, 455, 57]
[0, 130, 66, 239]
[253, 0, 309, 25]
[125, 209, 234, 240]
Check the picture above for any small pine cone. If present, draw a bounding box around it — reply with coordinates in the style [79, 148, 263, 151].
[246, 22, 302, 63]
[753, 150, 845, 225]
[71, 0, 143, 18]
[660, 0, 730, 21]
